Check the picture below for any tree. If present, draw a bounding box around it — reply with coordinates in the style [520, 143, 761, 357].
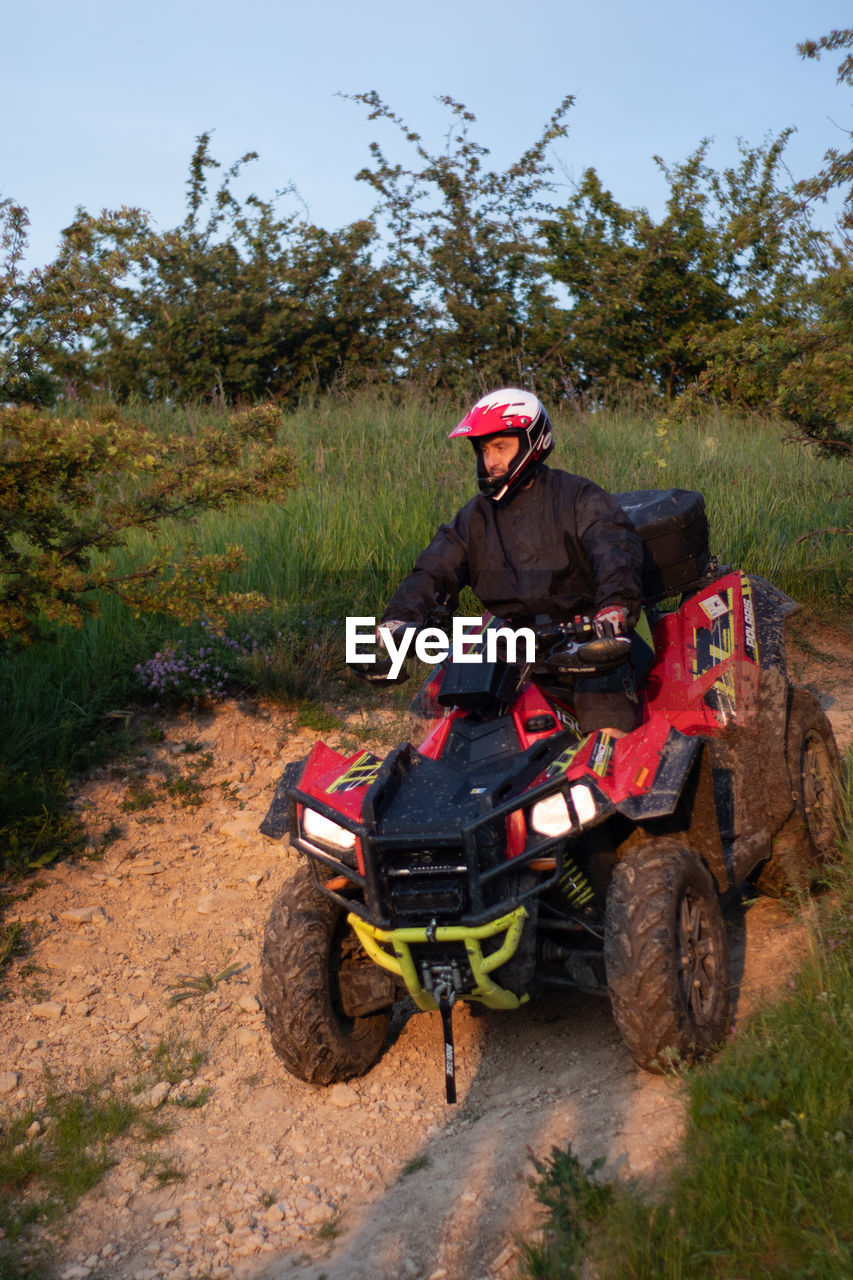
[96, 135, 410, 401]
[1, 194, 155, 407]
[542, 161, 730, 399]
[0, 198, 49, 405]
[796, 28, 853, 235]
[693, 30, 853, 455]
[349, 92, 573, 392]
[5, 135, 409, 405]
[541, 134, 824, 405]
[0, 402, 296, 646]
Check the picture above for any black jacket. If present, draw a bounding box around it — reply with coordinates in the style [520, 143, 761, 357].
[382, 466, 644, 627]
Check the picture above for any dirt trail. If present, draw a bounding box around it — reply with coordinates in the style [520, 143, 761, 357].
[3, 622, 851, 1280]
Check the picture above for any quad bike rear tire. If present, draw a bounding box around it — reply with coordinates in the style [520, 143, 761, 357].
[261, 865, 392, 1084]
[755, 687, 841, 896]
[604, 841, 730, 1073]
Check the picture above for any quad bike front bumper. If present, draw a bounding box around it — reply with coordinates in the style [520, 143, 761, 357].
[348, 906, 530, 1012]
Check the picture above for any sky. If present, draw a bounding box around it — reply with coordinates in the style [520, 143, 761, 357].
[3, 0, 851, 270]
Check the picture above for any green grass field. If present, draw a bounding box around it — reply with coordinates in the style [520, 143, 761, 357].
[190, 391, 851, 619]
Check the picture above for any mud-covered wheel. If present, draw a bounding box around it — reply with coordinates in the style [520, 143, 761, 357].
[261, 865, 392, 1084]
[604, 841, 729, 1073]
[755, 687, 841, 896]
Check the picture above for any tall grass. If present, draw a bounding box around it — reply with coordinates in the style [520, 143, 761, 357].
[226, 395, 848, 608]
[180, 393, 852, 623]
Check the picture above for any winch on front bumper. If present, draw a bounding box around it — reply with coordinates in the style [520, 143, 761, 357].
[348, 907, 530, 1012]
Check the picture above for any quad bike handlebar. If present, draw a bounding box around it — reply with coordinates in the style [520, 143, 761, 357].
[533, 614, 632, 677]
[540, 632, 631, 677]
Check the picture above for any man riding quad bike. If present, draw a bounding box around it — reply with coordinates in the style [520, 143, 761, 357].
[258, 396, 841, 1101]
[378, 389, 647, 737]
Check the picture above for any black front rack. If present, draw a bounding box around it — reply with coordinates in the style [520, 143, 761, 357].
[289, 766, 612, 929]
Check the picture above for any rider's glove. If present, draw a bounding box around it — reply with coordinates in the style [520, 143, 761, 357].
[376, 619, 410, 649]
[593, 604, 630, 638]
[349, 619, 412, 686]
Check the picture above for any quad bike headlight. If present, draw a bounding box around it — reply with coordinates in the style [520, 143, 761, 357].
[569, 783, 598, 827]
[301, 807, 357, 853]
[530, 792, 573, 838]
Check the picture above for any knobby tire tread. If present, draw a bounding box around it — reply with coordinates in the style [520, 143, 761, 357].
[604, 842, 729, 1073]
[261, 865, 390, 1085]
[756, 687, 842, 896]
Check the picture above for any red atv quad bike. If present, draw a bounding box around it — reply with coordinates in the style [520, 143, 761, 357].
[259, 490, 841, 1101]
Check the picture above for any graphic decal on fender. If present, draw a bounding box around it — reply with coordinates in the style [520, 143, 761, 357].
[692, 588, 736, 718]
[589, 732, 615, 778]
[545, 741, 585, 779]
[741, 576, 759, 664]
[327, 751, 382, 793]
[693, 590, 734, 670]
[699, 593, 730, 621]
[550, 703, 583, 737]
[457, 615, 497, 658]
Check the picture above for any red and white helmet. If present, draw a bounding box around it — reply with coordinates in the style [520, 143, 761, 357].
[448, 388, 554, 502]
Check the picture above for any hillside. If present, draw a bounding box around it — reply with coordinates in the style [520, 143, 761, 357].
[2, 622, 851, 1280]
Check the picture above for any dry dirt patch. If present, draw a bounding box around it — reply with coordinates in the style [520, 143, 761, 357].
[2, 623, 851, 1280]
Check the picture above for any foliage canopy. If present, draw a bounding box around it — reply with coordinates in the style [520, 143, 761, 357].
[0, 401, 295, 646]
[2, 29, 853, 452]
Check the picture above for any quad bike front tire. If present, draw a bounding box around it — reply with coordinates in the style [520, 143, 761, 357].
[261, 865, 392, 1084]
[604, 841, 729, 1073]
[755, 687, 841, 896]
